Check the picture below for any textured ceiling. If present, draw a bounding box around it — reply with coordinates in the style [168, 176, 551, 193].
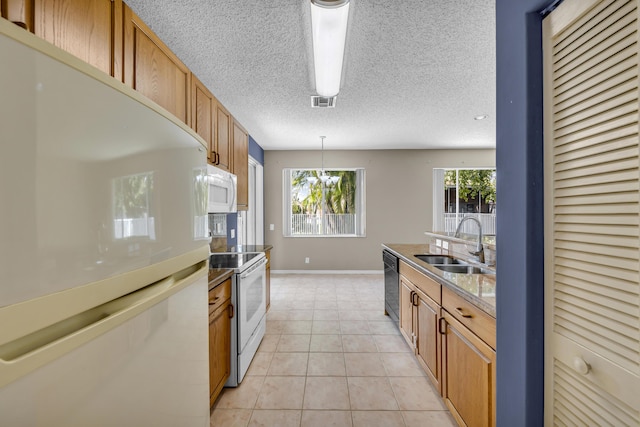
[124, 0, 496, 151]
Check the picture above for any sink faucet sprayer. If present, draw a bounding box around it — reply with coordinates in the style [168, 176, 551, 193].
[454, 216, 485, 263]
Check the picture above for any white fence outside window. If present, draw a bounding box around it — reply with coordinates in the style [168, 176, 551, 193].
[291, 213, 356, 236]
[443, 213, 496, 235]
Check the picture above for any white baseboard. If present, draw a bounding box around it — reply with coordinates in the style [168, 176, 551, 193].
[271, 270, 383, 275]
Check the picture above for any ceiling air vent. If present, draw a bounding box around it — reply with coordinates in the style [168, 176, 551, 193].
[311, 95, 337, 108]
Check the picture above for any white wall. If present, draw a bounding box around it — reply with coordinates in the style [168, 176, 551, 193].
[264, 149, 495, 271]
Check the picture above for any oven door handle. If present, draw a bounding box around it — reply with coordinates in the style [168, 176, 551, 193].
[240, 257, 267, 279]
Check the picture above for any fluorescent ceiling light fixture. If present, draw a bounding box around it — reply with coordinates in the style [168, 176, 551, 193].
[310, 0, 350, 97]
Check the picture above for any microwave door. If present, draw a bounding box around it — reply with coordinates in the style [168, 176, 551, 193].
[208, 174, 236, 213]
[207, 164, 237, 213]
[229, 173, 237, 212]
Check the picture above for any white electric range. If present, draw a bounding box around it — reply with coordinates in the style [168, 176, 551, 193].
[209, 252, 267, 386]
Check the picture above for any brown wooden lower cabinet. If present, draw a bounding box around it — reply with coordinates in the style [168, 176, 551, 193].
[441, 310, 496, 427]
[398, 276, 415, 346]
[397, 259, 495, 427]
[416, 289, 441, 392]
[399, 262, 442, 393]
[265, 249, 271, 311]
[209, 277, 232, 407]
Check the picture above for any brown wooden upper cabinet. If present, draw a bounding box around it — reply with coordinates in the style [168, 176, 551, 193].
[232, 118, 248, 211]
[5, 0, 122, 77]
[191, 73, 215, 163]
[3, 0, 33, 31]
[122, 4, 190, 125]
[214, 100, 232, 171]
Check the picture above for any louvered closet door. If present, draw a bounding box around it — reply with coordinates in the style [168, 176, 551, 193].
[543, 0, 640, 425]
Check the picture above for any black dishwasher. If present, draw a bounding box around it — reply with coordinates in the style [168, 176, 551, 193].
[382, 250, 399, 324]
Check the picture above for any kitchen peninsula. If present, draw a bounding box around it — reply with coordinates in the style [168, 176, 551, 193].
[382, 232, 496, 427]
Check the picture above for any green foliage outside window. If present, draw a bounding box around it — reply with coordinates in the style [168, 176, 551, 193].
[444, 169, 496, 204]
[291, 170, 356, 215]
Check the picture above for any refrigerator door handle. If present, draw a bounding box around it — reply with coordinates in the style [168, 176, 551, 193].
[0, 259, 208, 388]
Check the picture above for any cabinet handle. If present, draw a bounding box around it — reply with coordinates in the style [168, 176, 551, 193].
[411, 291, 419, 307]
[455, 307, 472, 318]
[215, 152, 220, 165]
[228, 304, 234, 318]
[209, 296, 220, 305]
[438, 317, 447, 335]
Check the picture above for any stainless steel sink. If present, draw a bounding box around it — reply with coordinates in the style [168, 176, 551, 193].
[414, 254, 465, 265]
[434, 264, 495, 275]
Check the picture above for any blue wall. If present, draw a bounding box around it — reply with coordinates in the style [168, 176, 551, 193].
[249, 135, 264, 165]
[496, 0, 555, 425]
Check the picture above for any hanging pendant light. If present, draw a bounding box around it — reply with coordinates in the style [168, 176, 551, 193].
[307, 136, 340, 186]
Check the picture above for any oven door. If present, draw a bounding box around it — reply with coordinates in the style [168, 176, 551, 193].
[236, 257, 267, 352]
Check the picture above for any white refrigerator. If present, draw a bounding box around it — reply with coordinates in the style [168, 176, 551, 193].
[0, 20, 210, 426]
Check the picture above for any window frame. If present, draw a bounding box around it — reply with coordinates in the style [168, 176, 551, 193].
[282, 167, 366, 238]
[432, 167, 496, 235]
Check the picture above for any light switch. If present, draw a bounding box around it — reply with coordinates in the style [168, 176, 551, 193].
[230, 229, 235, 239]
[269, 224, 275, 231]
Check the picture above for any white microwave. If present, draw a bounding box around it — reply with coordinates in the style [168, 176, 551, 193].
[207, 164, 237, 213]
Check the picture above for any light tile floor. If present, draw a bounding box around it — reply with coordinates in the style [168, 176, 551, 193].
[210, 273, 457, 427]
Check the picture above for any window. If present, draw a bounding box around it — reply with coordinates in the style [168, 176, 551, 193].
[283, 168, 365, 237]
[433, 168, 496, 235]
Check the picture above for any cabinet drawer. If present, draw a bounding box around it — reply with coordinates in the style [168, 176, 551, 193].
[399, 260, 441, 304]
[209, 278, 231, 315]
[442, 286, 495, 349]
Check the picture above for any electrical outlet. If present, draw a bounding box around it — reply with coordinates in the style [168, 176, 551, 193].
[230, 229, 235, 239]
[269, 224, 275, 231]
[305, 257, 310, 264]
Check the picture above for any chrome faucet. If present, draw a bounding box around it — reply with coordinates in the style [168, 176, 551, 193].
[454, 216, 485, 263]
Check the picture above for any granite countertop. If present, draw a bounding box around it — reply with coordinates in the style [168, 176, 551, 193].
[212, 244, 273, 253]
[207, 267, 234, 290]
[382, 243, 496, 318]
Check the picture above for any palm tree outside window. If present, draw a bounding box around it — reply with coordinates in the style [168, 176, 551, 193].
[283, 168, 365, 237]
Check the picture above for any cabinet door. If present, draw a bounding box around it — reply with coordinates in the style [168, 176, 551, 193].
[123, 4, 190, 125]
[3, 0, 33, 30]
[399, 276, 415, 349]
[442, 311, 495, 427]
[191, 74, 214, 162]
[265, 250, 271, 311]
[232, 119, 248, 211]
[34, 0, 122, 77]
[209, 301, 231, 407]
[416, 289, 441, 393]
[214, 101, 231, 171]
